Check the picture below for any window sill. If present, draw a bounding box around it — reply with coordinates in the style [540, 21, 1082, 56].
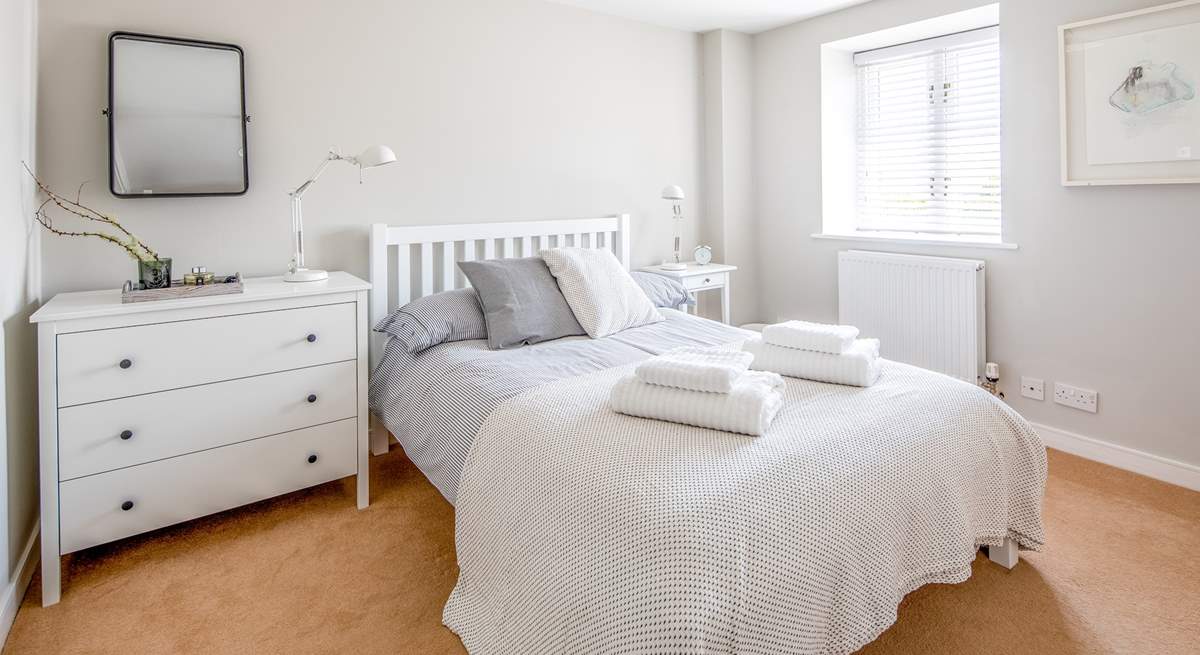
[811, 232, 1019, 250]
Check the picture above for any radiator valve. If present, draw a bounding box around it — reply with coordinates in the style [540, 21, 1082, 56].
[980, 362, 1004, 399]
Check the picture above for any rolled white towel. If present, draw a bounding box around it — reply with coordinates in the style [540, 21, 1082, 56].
[611, 370, 785, 436]
[762, 320, 859, 354]
[635, 346, 754, 394]
[743, 335, 881, 387]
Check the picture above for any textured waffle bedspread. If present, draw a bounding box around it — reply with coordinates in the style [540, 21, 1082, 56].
[445, 357, 1046, 655]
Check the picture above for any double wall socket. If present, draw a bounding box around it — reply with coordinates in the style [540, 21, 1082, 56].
[1054, 383, 1098, 413]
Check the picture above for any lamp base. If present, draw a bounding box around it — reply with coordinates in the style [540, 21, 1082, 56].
[283, 268, 329, 283]
[660, 262, 688, 271]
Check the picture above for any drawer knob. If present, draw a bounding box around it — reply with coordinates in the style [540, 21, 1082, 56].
[307, 394, 318, 403]
[307, 454, 318, 464]
[704, 277, 711, 284]
[121, 500, 134, 511]
[120, 430, 134, 441]
[306, 333, 318, 343]
[119, 358, 133, 369]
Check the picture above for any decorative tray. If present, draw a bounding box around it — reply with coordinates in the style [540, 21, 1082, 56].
[121, 274, 244, 303]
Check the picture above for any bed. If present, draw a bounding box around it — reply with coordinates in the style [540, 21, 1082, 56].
[368, 216, 1047, 655]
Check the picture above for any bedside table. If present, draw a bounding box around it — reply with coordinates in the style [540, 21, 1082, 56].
[30, 272, 371, 606]
[639, 262, 737, 324]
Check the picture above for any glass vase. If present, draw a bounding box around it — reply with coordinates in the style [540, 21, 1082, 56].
[138, 257, 172, 289]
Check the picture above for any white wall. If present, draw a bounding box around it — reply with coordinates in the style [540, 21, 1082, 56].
[701, 29, 758, 324]
[754, 0, 1200, 468]
[36, 0, 705, 297]
[0, 0, 41, 636]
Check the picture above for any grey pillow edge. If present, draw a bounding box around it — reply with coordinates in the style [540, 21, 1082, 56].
[630, 271, 696, 309]
[372, 287, 486, 355]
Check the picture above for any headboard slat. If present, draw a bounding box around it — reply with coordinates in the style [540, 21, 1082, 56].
[395, 245, 411, 307]
[419, 242, 434, 297]
[441, 242, 454, 291]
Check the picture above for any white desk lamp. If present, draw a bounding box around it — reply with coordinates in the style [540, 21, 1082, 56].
[285, 144, 397, 282]
[661, 184, 687, 271]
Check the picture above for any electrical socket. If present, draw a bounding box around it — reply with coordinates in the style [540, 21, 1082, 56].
[1054, 383, 1098, 413]
[1020, 377, 1044, 401]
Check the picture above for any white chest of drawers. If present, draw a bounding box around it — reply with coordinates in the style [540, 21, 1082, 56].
[30, 272, 372, 606]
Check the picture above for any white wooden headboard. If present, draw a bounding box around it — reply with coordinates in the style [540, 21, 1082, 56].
[368, 214, 631, 365]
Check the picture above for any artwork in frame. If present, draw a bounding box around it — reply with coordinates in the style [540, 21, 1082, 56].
[1060, 0, 1200, 185]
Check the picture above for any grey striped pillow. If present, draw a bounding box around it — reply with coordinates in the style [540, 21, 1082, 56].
[373, 288, 487, 354]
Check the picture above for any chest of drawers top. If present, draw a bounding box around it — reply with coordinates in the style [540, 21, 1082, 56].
[31, 272, 371, 328]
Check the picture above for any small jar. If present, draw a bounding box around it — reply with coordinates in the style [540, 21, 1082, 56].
[183, 266, 216, 286]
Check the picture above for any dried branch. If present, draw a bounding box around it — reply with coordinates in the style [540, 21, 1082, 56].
[32, 205, 152, 261]
[23, 162, 161, 262]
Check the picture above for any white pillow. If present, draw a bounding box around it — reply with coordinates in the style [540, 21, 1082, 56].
[540, 247, 663, 338]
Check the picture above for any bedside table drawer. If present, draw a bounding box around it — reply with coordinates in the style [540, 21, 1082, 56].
[58, 361, 358, 481]
[684, 272, 726, 290]
[59, 418, 356, 554]
[56, 302, 356, 407]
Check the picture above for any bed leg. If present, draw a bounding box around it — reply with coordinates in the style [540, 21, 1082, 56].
[987, 538, 1018, 569]
[370, 415, 390, 456]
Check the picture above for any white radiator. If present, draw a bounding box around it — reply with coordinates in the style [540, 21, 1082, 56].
[838, 250, 985, 383]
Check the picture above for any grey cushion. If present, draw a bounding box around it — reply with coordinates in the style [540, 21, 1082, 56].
[630, 271, 695, 309]
[458, 257, 585, 349]
[373, 288, 487, 354]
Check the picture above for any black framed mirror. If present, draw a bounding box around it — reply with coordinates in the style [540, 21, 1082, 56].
[107, 32, 249, 197]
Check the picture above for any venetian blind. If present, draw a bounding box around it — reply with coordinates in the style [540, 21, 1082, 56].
[854, 26, 1001, 238]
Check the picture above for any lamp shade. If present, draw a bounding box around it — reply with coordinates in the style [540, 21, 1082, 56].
[355, 145, 397, 169]
[661, 185, 685, 201]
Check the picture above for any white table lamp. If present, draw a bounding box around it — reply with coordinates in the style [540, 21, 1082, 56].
[285, 145, 397, 283]
[661, 184, 687, 271]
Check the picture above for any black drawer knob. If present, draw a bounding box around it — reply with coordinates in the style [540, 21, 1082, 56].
[307, 394, 318, 403]
[119, 359, 133, 369]
[307, 454, 318, 464]
[120, 430, 134, 441]
[121, 500, 134, 511]
[306, 333, 317, 343]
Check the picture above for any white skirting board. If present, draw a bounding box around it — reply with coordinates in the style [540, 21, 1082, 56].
[0, 522, 39, 647]
[1033, 422, 1200, 492]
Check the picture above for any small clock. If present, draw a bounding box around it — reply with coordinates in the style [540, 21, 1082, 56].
[693, 245, 713, 266]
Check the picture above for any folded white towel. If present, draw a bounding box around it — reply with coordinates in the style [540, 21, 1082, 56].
[611, 370, 785, 436]
[762, 320, 860, 354]
[743, 335, 881, 387]
[635, 347, 755, 394]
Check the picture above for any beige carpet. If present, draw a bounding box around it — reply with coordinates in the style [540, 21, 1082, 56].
[5, 447, 1198, 654]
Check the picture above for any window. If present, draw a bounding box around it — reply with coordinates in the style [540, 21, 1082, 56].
[853, 27, 1001, 239]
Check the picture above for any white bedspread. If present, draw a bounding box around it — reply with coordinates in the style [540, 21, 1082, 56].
[445, 357, 1046, 654]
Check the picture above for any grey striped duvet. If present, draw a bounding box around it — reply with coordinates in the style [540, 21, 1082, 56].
[368, 309, 748, 503]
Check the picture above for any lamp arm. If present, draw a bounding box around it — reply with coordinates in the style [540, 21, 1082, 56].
[291, 150, 345, 199]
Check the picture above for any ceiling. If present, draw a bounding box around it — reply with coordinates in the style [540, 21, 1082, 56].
[547, 0, 874, 34]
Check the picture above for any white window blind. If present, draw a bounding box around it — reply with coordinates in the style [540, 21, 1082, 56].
[854, 26, 1001, 238]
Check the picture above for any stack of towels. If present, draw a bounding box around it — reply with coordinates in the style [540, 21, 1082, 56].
[742, 320, 882, 387]
[610, 347, 785, 436]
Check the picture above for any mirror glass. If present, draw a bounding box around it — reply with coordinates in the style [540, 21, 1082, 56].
[109, 33, 248, 197]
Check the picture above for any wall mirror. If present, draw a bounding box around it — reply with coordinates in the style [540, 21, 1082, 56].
[108, 32, 248, 197]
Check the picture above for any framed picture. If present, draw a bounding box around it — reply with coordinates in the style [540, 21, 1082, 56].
[1060, 0, 1200, 186]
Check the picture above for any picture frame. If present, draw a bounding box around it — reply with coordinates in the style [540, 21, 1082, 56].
[1059, 0, 1200, 186]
